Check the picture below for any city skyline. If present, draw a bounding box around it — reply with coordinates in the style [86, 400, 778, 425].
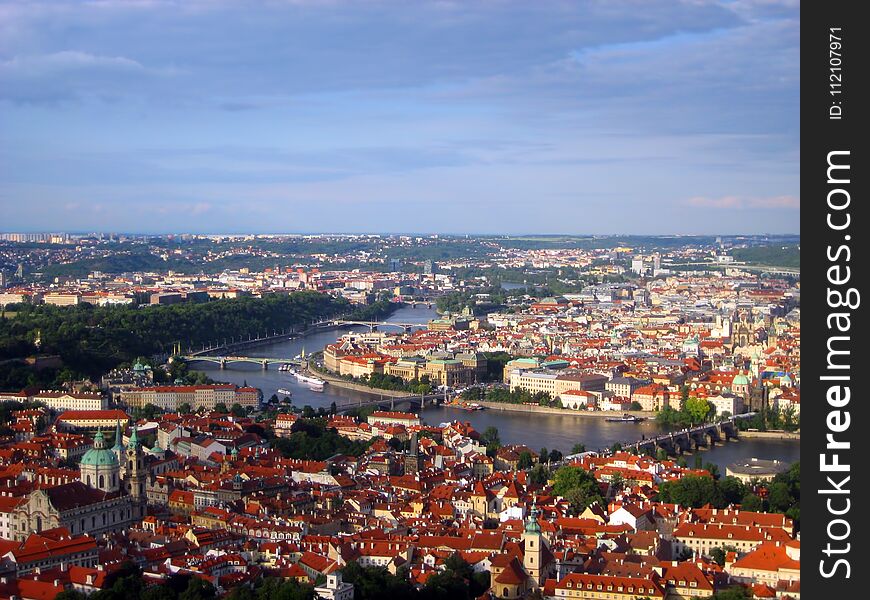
[1, 0, 799, 234]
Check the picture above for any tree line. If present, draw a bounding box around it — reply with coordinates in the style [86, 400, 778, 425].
[0, 291, 384, 390]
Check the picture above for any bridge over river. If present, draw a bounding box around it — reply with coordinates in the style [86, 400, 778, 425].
[620, 413, 755, 456]
[179, 355, 304, 370]
[332, 391, 447, 413]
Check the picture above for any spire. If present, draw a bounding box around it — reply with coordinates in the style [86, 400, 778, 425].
[93, 428, 106, 450]
[113, 419, 124, 450]
[525, 495, 541, 533]
[127, 424, 140, 450]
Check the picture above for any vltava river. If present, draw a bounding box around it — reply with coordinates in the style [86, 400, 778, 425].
[191, 305, 800, 472]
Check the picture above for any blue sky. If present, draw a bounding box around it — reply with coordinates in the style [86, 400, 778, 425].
[0, 0, 799, 235]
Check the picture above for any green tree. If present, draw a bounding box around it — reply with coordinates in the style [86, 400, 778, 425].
[740, 492, 763, 512]
[767, 482, 793, 513]
[179, 578, 216, 600]
[55, 592, 88, 600]
[214, 402, 228, 414]
[684, 396, 714, 424]
[539, 448, 549, 464]
[571, 443, 586, 455]
[224, 586, 256, 600]
[141, 585, 180, 600]
[518, 451, 534, 469]
[178, 402, 192, 415]
[481, 426, 501, 455]
[529, 464, 550, 486]
[657, 475, 725, 508]
[610, 473, 625, 493]
[709, 585, 752, 600]
[709, 545, 738, 567]
[552, 466, 603, 513]
[230, 403, 246, 417]
[719, 476, 746, 505]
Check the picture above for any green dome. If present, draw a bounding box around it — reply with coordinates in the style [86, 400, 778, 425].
[732, 374, 749, 386]
[81, 448, 119, 467]
[81, 430, 120, 467]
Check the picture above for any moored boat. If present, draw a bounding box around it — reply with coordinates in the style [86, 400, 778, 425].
[605, 413, 646, 423]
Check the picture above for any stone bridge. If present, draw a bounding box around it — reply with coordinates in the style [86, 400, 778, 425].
[623, 414, 755, 456]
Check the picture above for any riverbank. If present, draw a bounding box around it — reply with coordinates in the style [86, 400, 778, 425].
[738, 430, 800, 440]
[313, 368, 416, 398]
[475, 400, 657, 419]
[192, 302, 405, 357]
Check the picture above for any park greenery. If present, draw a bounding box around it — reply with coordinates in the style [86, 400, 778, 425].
[731, 245, 800, 268]
[657, 462, 800, 528]
[344, 371, 435, 395]
[460, 386, 559, 408]
[655, 399, 715, 429]
[480, 426, 502, 456]
[0, 292, 399, 391]
[269, 417, 371, 461]
[55, 562, 217, 600]
[737, 405, 800, 432]
[55, 552, 491, 600]
[337, 554, 490, 600]
[552, 465, 605, 513]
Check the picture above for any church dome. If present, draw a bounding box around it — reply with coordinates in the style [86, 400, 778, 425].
[732, 374, 750, 386]
[81, 430, 120, 467]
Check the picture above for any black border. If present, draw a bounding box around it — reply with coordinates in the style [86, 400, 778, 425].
[802, 2, 867, 596]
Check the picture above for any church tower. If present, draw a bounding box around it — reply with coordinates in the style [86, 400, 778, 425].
[404, 432, 423, 476]
[522, 499, 545, 588]
[124, 426, 147, 518]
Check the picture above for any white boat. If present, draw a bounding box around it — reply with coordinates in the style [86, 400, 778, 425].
[277, 388, 294, 396]
[288, 370, 326, 392]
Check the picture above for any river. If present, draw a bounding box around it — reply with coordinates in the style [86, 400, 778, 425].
[191, 305, 799, 472]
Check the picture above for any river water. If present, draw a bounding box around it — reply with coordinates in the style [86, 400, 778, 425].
[191, 305, 799, 472]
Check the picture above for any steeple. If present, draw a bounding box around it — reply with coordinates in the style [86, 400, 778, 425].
[127, 424, 141, 450]
[524, 496, 541, 533]
[522, 495, 547, 589]
[92, 428, 106, 450]
[112, 419, 124, 448]
[124, 424, 146, 518]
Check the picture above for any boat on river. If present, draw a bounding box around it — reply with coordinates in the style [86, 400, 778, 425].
[605, 413, 646, 423]
[288, 369, 326, 392]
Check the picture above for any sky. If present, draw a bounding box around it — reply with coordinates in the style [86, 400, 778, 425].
[0, 0, 800, 235]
